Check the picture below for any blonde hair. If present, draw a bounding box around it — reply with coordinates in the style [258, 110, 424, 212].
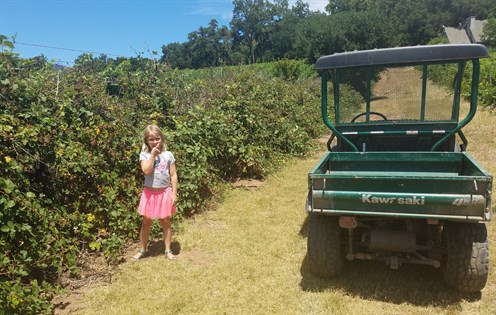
[141, 124, 167, 152]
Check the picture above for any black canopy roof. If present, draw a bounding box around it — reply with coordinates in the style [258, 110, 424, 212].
[315, 44, 489, 70]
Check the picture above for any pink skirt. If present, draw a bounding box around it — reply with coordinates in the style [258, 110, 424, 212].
[137, 187, 176, 219]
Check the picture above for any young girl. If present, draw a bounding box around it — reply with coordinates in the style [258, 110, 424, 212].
[133, 124, 178, 260]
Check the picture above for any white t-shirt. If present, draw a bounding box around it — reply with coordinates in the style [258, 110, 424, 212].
[139, 151, 175, 188]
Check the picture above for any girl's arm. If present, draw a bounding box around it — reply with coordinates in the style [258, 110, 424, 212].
[170, 162, 178, 204]
[141, 158, 154, 176]
[141, 144, 161, 176]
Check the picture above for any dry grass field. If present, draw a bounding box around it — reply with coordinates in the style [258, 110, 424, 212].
[54, 69, 496, 315]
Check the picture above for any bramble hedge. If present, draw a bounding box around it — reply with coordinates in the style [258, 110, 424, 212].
[477, 51, 496, 107]
[427, 51, 496, 108]
[0, 53, 363, 313]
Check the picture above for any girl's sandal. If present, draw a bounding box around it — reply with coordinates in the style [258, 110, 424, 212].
[132, 249, 145, 260]
[165, 250, 176, 260]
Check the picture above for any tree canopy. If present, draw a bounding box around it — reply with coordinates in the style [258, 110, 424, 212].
[156, 0, 496, 70]
[482, 15, 496, 47]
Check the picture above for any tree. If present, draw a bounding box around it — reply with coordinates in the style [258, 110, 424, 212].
[74, 53, 110, 73]
[293, 11, 400, 63]
[187, 19, 232, 68]
[161, 19, 232, 69]
[230, 0, 274, 64]
[272, 0, 290, 20]
[326, 0, 373, 14]
[161, 42, 191, 68]
[450, 0, 496, 23]
[482, 15, 496, 47]
[370, 0, 451, 45]
[291, 0, 311, 19]
[264, 0, 311, 60]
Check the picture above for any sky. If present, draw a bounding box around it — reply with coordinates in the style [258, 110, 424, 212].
[0, 0, 328, 65]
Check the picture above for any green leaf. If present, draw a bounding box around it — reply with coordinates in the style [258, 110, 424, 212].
[89, 241, 101, 251]
[3, 40, 14, 48]
[26, 192, 36, 198]
[1, 179, 16, 194]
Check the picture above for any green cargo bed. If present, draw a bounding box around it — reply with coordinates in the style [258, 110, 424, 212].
[307, 152, 492, 222]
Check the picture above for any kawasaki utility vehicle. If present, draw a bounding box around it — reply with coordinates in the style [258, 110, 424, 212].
[306, 44, 492, 293]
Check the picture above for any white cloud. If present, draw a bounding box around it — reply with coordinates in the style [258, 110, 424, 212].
[188, 3, 233, 22]
[289, 0, 328, 12]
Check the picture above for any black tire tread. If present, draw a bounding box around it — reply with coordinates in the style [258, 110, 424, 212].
[443, 222, 489, 293]
[307, 215, 343, 278]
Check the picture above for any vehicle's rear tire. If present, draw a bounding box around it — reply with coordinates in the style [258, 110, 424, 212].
[443, 221, 489, 293]
[307, 214, 344, 278]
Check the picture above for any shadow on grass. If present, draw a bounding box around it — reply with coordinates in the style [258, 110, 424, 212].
[299, 214, 310, 237]
[299, 250, 481, 307]
[145, 240, 182, 258]
[298, 215, 482, 307]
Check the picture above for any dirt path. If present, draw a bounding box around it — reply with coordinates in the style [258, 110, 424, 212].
[54, 72, 496, 314]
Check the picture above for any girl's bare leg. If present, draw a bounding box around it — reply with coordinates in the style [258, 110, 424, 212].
[160, 217, 176, 260]
[133, 217, 152, 259]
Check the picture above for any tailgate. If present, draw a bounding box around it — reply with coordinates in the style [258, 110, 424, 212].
[307, 152, 493, 222]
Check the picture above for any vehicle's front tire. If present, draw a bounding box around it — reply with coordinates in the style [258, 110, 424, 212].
[443, 221, 489, 293]
[307, 214, 344, 278]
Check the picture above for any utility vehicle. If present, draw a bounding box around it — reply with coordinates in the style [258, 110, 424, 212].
[306, 44, 492, 293]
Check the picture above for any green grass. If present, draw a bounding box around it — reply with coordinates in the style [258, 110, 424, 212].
[370, 67, 455, 121]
